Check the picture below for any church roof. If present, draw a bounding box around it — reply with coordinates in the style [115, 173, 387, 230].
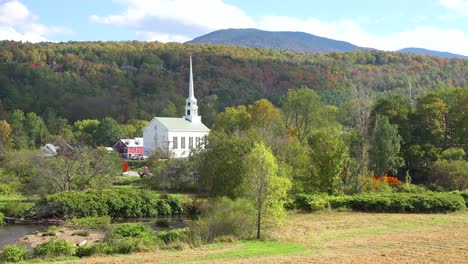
[154, 117, 210, 132]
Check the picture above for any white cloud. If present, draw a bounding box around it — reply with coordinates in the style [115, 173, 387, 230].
[0, 0, 72, 42]
[257, 16, 468, 56]
[90, 0, 255, 42]
[439, 0, 468, 11]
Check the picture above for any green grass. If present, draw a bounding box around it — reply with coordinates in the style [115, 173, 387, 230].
[194, 241, 306, 262]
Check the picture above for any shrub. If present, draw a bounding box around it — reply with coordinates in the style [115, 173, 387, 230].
[0, 244, 29, 263]
[155, 219, 170, 228]
[294, 192, 467, 213]
[0, 211, 3, 224]
[72, 230, 90, 237]
[41, 230, 56, 237]
[0, 184, 12, 195]
[75, 245, 94, 258]
[109, 223, 155, 238]
[33, 239, 76, 258]
[109, 238, 140, 254]
[71, 216, 111, 230]
[157, 228, 191, 244]
[156, 200, 172, 216]
[34, 189, 183, 219]
[88, 242, 113, 255]
[0, 201, 33, 218]
[190, 197, 255, 243]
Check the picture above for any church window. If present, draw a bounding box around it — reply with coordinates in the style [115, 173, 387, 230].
[181, 137, 186, 149]
[172, 137, 178, 149]
[196, 137, 200, 147]
[188, 102, 191, 106]
[189, 137, 193, 148]
[187, 110, 190, 115]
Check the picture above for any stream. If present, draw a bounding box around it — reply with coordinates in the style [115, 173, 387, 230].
[0, 224, 45, 249]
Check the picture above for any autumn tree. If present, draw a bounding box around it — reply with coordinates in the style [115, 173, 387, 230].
[241, 142, 291, 239]
[0, 120, 12, 149]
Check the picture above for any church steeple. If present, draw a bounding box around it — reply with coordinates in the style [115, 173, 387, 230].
[184, 56, 201, 123]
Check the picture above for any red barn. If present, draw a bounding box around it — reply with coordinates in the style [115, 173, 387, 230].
[113, 137, 144, 160]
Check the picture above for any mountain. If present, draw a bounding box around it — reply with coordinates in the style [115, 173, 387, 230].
[187, 28, 367, 54]
[397, 47, 467, 59]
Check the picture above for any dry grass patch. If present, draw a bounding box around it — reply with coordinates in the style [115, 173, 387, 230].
[58, 212, 468, 264]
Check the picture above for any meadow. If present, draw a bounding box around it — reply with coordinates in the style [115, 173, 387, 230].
[38, 211, 467, 264]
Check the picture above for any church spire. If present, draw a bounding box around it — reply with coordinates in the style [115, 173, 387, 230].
[189, 55, 194, 99]
[184, 55, 201, 123]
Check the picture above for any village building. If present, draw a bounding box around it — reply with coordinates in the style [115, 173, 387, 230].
[113, 137, 144, 159]
[143, 57, 210, 158]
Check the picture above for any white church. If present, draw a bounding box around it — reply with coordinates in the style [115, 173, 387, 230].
[143, 56, 210, 158]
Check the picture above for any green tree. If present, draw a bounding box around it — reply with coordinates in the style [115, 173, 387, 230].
[4, 142, 121, 194]
[441, 148, 466, 161]
[198, 131, 252, 197]
[369, 115, 404, 177]
[413, 93, 449, 147]
[281, 86, 322, 143]
[213, 105, 251, 135]
[9, 110, 29, 149]
[308, 126, 349, 194]
[25, 112, 48, 148]
[95, 117, 122, 146]
[241, 142, 291, 239]
[162, 101, 178, 117]
[430, 159, 468, 190]
[371, 93, 412, 144]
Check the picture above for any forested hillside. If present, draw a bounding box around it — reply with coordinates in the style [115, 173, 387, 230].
[188, 28, 366, 53]
[0, 40, 466, 125]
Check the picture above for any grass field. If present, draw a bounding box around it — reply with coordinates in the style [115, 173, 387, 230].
[51, 211, 467, 264]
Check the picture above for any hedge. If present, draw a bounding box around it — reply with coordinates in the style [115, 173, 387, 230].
[33, 189, 183, 219]
[294, 192, 467, 213]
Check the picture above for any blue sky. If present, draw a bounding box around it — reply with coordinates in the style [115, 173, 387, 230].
[1, 0, 467, 55]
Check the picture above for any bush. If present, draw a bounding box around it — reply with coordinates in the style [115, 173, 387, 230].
[34, 189, 184, 219]
[71, 216, 111, 229]
[75, 245, 94, 258]
[155, 219, 170, 228]
[72, 230, 90, 237]
[0, 184, 12, 195]
[109, 223, 155, 238]
[0, 244, 29, 263]
[190, 197, 256, 243]
[294, 192, 467, 213]
[0, 211, 3, 224]
[157, 228, 191, 244]
[33, 239, 76, 258]
[0, 201, 33, 218]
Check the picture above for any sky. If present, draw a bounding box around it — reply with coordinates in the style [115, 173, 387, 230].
[0, 0, 467, 55]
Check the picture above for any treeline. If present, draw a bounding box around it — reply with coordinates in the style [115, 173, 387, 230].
[191, 86, 468, 196]
[0, 41, 466, 126]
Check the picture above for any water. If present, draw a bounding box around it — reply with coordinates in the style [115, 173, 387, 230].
[0, 224, 44, 249]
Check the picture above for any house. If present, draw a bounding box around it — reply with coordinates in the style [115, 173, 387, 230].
[113, 137, 144, 159]
[143, 56, 210, 158]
